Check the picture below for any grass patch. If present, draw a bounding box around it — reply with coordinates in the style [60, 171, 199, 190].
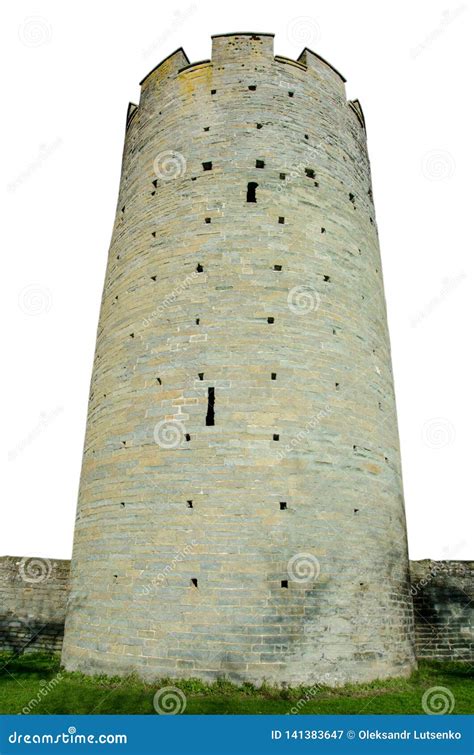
[0, 653, 472, 715]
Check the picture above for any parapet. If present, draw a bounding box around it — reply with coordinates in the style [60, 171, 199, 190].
[138, 32, 350, 108]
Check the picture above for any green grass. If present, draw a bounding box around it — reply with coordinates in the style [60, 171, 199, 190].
[0, 653, 472, 714]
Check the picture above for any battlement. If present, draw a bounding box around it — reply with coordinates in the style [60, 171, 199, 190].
[138, 32, 350, 112]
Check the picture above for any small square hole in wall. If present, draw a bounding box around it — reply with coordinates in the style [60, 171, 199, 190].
[280, 501, 287, 510]
[151, 275, 157, 281]
[274, 264, 282, 271]
[281, 579, 289, 588]
[190, 578, 198, 587]
[304, 134, 309, 140]
[271, 372, 277, 380]
[185, 433, 191, 442]
[120, 502, 125, 508]
[323, 275, 330, 282]
[152, 231, 156, 237]
[156, 377, 162, 384]
[354, 508, 359, 514]
[256, 159, 265, 168]
[202, 161, 212, 171]
[288, 91, 294, 97]
[152, 179, 158, 188]
[198, 372, 204, 381]
[305, 168, 315, 179]
[278, 217, 285, 224]
[248, 85, 257, 91]
[203, 126, 210, 131]
[256, 123, 263, 129]
[205, 217, 211, 224]
[196, 318, 200, 325]
[267, 317, 274, 324]
[196, 263, 203, 273]
[211, 89, 216, 95]
[279, 173, 286, 180]
[335, 382, 339, 390]
[321, 227, 326, 234]
[187, 500, 193, 508]
[273, 433, 280, 441]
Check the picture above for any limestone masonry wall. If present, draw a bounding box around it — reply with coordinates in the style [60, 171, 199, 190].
[0, 556, 70, 654]
[60, 32, 415, 685]
[1, 558, 471, 664]
[410, 560, 473, 662]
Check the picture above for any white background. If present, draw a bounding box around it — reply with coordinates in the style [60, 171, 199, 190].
[1, 0, 472, 560]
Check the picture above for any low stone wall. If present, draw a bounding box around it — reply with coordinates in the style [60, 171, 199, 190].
[410, 560, 473, 662]
[0, 556, 70, 654]
[1, 556, 472, 664]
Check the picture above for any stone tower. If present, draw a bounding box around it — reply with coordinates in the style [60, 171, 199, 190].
[62, 33, 415, 685]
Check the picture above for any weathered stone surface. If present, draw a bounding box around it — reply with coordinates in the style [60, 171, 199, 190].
[0, 556, 70, 654]
[57, 33, 418, 684]
[410, 560, 473, 662]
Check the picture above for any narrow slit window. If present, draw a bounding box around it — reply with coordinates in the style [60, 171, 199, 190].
[185, 433, 191, 442]
[206, 387, 215, 426]
[247, 182, 258, 203]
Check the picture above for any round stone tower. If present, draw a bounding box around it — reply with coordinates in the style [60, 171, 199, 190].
[62, 33, 415, 685]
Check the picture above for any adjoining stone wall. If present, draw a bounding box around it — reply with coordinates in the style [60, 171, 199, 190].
[410, 560, 473, 662]
[1, 556, 472, 665]
[0, 556, 70, 654]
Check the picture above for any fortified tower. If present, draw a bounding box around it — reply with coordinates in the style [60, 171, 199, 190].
[62, 33, 415, 685]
